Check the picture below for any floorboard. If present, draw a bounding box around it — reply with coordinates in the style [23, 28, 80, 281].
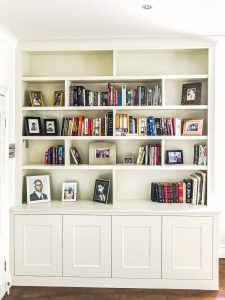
[3, 259, 225, 300]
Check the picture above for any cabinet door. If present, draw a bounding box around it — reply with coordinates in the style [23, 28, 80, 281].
[112, 216, 161, 278]
[162, 216, 213, 279]
[63, 215, 111, 277]
[15, 215, 62, 276]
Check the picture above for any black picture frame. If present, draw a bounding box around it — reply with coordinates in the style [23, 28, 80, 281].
[93, 179, 110, 204]
[24, 117, 42, 136]
[166, 150, 183, 165]
[44, 119, 57, 136]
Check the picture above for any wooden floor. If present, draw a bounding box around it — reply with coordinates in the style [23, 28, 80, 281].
[4, 259, 225, 300]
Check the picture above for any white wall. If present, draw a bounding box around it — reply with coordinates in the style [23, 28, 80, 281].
[0, 24, 17, 287]
[215, 37, 225, 257]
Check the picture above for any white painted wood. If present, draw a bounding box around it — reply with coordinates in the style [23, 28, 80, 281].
[63, 215, 111, 277]
[21, 164, 207, 171]
[162, 216, 213, 279]
[112, 216, 161, 278]
[15, 215, 62, 276]
[0, 93, 7, 299]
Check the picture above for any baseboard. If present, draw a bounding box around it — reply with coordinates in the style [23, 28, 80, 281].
[219, 245, 225, 258]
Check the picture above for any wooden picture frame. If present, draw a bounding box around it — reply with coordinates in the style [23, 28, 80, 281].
[182, 119, 204, 136]
[181, 82, 202, 105]
[61, 182, 77, 202]
[52, 90, 64, 106]
[29, 91, 44, 107]
[44, 119, 57, 136]
[26, 175, 51, 204]
[166, 150, 183, 164]
[24, 117, 42, 136]
[93, 179, 110, 204]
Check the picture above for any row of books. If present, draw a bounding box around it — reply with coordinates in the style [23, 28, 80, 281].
[136, 144, 161, 165]
[61, 112, 113, 136]
[44, 145, 64, 165]
[116, 114, 181, 136]
[151, 171, 207, 205]
[69, 83, 161, 107]
[194, 144, 207, 165]
[70, 147, 82, 165]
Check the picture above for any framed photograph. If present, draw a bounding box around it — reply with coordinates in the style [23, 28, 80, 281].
[52, 90, 64, 106]
[166, 150, 183, 164]
[93, 179, 110, 204]
[182, 119, 204, 136]
[29, 91, 44, 107]
[89, 142, 116, 165]
[26, 175, 51, 204]
[24, 117, 42, 136]
[123, 156, 134, 165]
[181, 82, 202, 105]
[61, 182, 77, 202]
[44, 119, 57, 136]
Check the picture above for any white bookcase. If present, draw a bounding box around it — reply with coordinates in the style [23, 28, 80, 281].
[11, 41, 219, 290]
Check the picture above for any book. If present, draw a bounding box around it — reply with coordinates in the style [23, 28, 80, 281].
[70, 147, 82, 165]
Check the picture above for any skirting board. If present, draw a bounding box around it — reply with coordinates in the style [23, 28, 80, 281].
[12, 276, 219, 291]
[219, 245, 225, 258]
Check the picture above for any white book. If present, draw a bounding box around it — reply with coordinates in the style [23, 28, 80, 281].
[190, 175, 198, 205]
[174, 118, 181, 136]
[197, 171, 207, 205]
[122, 84, 127, 106]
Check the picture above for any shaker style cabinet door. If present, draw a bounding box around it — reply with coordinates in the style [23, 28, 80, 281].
[63, 215, 111, 277]
[162, 216, 213, 280]
[15, 215, 62, 276]
[112, 216, 161, 278]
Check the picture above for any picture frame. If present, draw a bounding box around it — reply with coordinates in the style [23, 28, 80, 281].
[44, 119, 57, 136]
[182, 119, 204, 136]
[123, 156, 134, 165]
[24, 116, 42, 136]
[61, 182, 77, 202]
[52, 90, 64, 106]
[181, 82, 202, 105]
[89, 142, 116, 165]
[29, 91, 44, 107]
[93, 179, 110, 204]
[166, 150, 183, 164]
[26, 175, 51, 204]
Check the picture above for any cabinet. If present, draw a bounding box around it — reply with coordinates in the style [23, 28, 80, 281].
[14, 215, 62, 276]
[162, 216, 213, 279]
[112, 216, 161, 278]
[63, 215, 111, 277]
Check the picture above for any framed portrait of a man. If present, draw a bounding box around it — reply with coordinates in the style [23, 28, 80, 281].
[52, 90, 64, 106]
[44, 119, 57, 136]
[26, 175, 51, 204]
[93, 179, 110, 204]
[24, 117, 42, 136]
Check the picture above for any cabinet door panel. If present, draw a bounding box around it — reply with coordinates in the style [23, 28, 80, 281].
[112, 216, 161, 278]
[63, 215, 111, 277]
[15, 215, 62, 276]
[162, 216, 213, 279]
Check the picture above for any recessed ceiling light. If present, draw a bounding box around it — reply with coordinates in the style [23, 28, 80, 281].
[142, 4, 152, 10]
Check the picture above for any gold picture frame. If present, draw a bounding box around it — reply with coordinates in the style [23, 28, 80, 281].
[29, 91, 44, 107]
[52, 90, 64, 106]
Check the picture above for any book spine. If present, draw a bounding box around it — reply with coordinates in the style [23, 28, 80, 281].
[122, 84, 126, 106]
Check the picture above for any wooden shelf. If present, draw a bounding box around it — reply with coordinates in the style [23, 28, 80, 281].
[22, 164, 207, 171]
[22, 105, 208, 111]
[22, 135, 208, 141]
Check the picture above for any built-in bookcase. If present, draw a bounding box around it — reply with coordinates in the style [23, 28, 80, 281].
[18, 48, 211, 206]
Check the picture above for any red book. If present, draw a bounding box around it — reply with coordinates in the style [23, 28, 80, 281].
[178, 182, 183, 203]
[164, 183, 168, 203]
[88, 119, 91, 136]
[78, 115, 83, 136]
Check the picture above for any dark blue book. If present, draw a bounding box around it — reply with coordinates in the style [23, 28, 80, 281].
[118, 91, 122, 106]
[149, 116, 155, 136]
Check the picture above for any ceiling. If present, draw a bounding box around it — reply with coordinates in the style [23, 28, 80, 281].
[0, 0, 224, 40]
